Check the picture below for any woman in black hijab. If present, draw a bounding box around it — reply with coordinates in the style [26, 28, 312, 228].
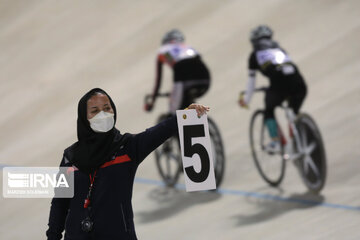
[68, 88, 130, 174]
[46, 88, 208, 240]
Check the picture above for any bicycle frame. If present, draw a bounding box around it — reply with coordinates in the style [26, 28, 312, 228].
[280, 104, 304, 162]
[240, 87, 304, 161]
[280, 104, 321, 182]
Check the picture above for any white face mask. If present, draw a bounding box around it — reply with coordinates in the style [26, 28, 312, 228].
[88, 111, 115, 133]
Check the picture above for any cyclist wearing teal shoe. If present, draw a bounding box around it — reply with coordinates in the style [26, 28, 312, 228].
[239, 25, 307, 152]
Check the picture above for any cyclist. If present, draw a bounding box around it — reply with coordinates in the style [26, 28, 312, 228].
[239, 25, 307, 152]
[145, 29, 211, 113]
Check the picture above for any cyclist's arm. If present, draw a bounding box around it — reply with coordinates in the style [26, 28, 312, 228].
[244, 52, 258, 105]
[151, 55, 164, 102]
[244, 70, 256, 104]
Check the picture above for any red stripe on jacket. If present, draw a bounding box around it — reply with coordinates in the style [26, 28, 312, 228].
[101, 155, 131, 168]
[67, 155, 131, 174]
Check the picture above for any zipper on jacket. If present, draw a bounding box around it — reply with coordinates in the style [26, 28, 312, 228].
[120, 204, 128, 232]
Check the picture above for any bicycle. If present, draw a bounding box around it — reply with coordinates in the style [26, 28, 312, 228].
[240, 87, 327, 193]
[144, 93, 226, 188]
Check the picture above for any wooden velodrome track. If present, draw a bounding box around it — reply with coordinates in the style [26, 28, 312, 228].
[0, 0, 359, 239]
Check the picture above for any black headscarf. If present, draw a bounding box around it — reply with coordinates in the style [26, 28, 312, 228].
[64, 88, 130, 174]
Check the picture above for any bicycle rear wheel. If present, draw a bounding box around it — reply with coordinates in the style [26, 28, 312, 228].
[208, 117, 225, 188]
[155, 114, 182, 187]
[296, 113, 327, 193]
[250, 110, 286, 186]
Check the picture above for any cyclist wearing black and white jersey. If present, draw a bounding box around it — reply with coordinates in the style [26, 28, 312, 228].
[239, 25, 307, 152]
[145, 29, 210, 113]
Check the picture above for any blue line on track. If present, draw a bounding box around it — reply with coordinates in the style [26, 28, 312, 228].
[134, 177, 360, 212]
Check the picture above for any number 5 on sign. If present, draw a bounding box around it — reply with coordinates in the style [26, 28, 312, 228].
[176, 109, 216, 192]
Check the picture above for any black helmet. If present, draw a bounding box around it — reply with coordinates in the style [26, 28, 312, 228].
[161, 29, 185, 45]
[250, 25, 273, 43]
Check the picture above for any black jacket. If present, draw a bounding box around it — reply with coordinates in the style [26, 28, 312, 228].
[47, 116, 177, 240]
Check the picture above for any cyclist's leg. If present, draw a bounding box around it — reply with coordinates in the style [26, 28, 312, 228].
[169, 81, 184, 114]
[180, 84, 193, 109]
[189, 79, 210, 99]
[180, 79, 210, 108]
[288, 74, 307, 114]
[264, 89, 285, 141]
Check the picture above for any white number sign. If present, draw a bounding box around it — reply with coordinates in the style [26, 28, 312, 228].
[176, 109, 216, 192]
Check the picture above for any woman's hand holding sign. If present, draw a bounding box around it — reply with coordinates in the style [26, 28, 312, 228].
[186, 103, 210, 117]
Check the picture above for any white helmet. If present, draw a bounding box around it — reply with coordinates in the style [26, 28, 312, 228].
[250, 25, 273, 43]
[161, 29, 185, 45]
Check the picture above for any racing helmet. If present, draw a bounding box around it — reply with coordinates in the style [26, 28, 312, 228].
[250, 25, 273, 43]
[161, 29, 185, 45]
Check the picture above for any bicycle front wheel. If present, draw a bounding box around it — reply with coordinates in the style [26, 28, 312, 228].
[296, 113, 327, 193]
[249, 110, 286, 186]
[154, 114, 182, 187]
[155, 136, 182, 187]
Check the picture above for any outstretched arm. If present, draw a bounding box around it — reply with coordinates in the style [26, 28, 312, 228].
[134, 104, 209, 165]
[134, 115, 177, 165]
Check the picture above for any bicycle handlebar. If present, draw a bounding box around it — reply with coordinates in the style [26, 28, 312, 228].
[239, 87, 268, 109]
